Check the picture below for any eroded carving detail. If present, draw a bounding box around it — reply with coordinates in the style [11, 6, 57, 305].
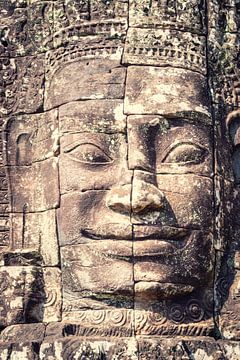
[0, 0, 240, 358]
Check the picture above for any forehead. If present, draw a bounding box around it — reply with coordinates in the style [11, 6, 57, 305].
[45, 58, 211, 121]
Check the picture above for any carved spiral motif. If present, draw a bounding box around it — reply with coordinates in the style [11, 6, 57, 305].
[168, 304, 185, 323]
[76, 311, 87, 322]
[186, 300, 204, 322]
[0, 178, 8, 188]
[43, 289, 57, 308]
[109, 309, 127, 327]
[90, 310, 106, 324]
[134, 310, 147, 331]
[148, 310, 167, 326]
[202, 290, 214, 315]
[216, 277, 229, 299]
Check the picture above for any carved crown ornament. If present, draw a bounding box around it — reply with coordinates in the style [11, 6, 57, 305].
[0, 0, 239, 114]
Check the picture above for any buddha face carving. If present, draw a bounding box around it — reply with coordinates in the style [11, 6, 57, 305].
[1, 0, 240, 350]
[44, 58, 215, 306]
[5, 56, 216, 329]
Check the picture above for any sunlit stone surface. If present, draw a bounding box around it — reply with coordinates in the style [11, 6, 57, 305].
[0, 0, 240, 358]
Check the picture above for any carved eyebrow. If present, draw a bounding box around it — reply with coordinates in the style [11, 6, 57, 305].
[164, 111, 212, 125]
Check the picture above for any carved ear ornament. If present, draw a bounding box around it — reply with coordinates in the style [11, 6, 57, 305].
[226, 109, 240, 146]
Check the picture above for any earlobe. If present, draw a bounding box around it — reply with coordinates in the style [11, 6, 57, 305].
[226, 109, 240, 146]
[16, 133, 32, 166]
[226, 110, 240, 183]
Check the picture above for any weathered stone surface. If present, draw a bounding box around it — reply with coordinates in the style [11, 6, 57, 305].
[137, 338, 222, 359]
[59, 99, 126, 134]
[128, 0, 207, 33]
[124, 66, 211, 116]
[1, 338, 240, 360]
[0, 3, 54, 57]
[123, 28, 206, 74]
[0, 323, 46, 343]
[5, 110, 59, 165]
[0, 266, 45, 327]
[0, 56, 44, 116]
[8, 158, 59, 212]
[1, 0, 240, 358]
[61, 240, 133, 315]
[0, 265, 61, 327]
[0, 342, 40, 360]
[45, 58, 126, 110]
[220, 341, 240, 360]
[10, 210, 59, 266]
[217, 271, 240, 340]
[40, 337, 138, 360]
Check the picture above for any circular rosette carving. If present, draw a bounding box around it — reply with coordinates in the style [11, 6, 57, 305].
[186, 300, 204, 322]
[109, 309, 127, 327]
[202, 290, 214, 316]
[148, 310, 167, 326]
[168, 303, 185, 324]
[134, 310, 147, 332]
[90, 310, 106, 325]
[216, 277, 230, 299]
[43, 289, 57, 308]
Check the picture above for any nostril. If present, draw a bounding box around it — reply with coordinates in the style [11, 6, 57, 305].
[106, 184, 131, 214]
[131, 180, 165, 215]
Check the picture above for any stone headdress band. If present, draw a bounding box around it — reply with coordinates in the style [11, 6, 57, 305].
[45, 21, 206, 80]
[44, 2, 239, 111]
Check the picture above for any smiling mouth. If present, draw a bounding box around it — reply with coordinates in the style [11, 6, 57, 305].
[81, 225, 190, 257]
[133, 225, 189, 257]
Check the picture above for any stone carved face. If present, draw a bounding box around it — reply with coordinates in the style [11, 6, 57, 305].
[1, 0, 240, 351]
[6, 55, 217, 332]
[43, 58, 215, 308]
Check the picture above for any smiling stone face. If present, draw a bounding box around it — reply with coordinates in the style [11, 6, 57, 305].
[5, 56, 216, 335]
[1, 0, 240, 357]
[37, 60, 214, 326]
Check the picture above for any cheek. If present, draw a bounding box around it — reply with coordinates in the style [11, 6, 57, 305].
[134, 231, 214, 286]
[59, 155, 121, 193]
[61, 241, 134, 298]
[57, 190, 132, 246]
[157, 174, 213, 228]
[57, 191, 107, 246]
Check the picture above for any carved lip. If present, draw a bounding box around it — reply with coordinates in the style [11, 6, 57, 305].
[133, 226, 190, 256]
[133, 226, 189, 241]
[81, 224, 132, 240]
[82, 225, 189, 248]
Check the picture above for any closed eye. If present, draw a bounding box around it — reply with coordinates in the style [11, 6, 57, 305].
[162, 142, 207, 165]
[65, 143, 113, 164]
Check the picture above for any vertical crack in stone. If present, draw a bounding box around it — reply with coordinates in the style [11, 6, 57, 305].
[205, 0, 220, 338]
[21, 203, 27, 249]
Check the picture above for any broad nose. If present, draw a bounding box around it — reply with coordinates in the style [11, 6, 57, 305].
[106, 184, 131, 214]
[106, 172, 165, 215]
[131, 177, 165, 214]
